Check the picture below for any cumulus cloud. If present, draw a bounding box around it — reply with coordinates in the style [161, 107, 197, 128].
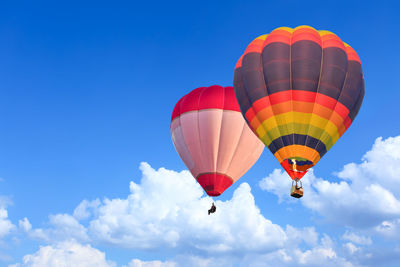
[124, 233, 354, 267]
[9, 240, 115, 267]
[73, 199, 101, 221]
[21, 214, 88, 243]
[0, 208, 15, 239]
[342, 231, 372, 245]
[0, 198, 16, 239]
[338, 136, 400, 196]
[124, 259, 176, 267]
[260, 136, 400, 229]
[21, 163, 286, 254]
[85, 163, 286, 253]
[13, 162, 373, 266]
[16, 162, 355, 266]
[373, 219, 400, 240]
[343, 242, 361, 255]
[232, 234, 354, 267]
[143, 238, 354, 267]
[18, 218, 32, 233]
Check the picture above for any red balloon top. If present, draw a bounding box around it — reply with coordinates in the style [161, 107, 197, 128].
[171, 85, 241, 122]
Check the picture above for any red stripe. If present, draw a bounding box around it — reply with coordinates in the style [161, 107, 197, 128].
[199, 85, 224, 109]
[292, 28, 321, 46]
[321, 33, 346, 50]
[281, 160, 309, 180]
[244, 91, 351, 126]
[223, 87, 241, 111]
[243, 38, 264, 54]
[171, 86, 241, 122]
[171, 97, 183, 122]
[343, 116, 352, 129]
[264, 33, 291, 46]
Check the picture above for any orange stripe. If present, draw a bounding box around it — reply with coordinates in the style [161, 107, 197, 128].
[345, 45, 361, 64]
[252, 96, 271, 113]
[236, 35, 268, 69]
[243, 38, 265, 54]
[235, 55, 243, 69]
[264, 29, 292, 46]
[274, 145, 321, 164]
[320, 33, 346, 50]
[247, 100, 346, 135]
[292, 27, 321, 45]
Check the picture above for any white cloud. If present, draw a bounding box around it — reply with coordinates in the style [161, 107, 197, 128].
[343, 242, 360, 255]
[236, 234, 354, 267]
[19, 161, 399, 266]
[285, 225, 319, 247]
[260, 136, 400, 229]
[337, 136, 400, 196]
[0, 199, 16, 239]
[18, 218, 32, 232]
[374, 219, 400, 240]
[342, 231, 372, 245]
[124, 259, 176, 267]
[9, 240, 115, 267]
[0, 208, 15, 239]
[85, 163, 287, 253]
[23, 214, 88, 243]
[73, 199, 101, 220]
[125, 235, 354, 267]
[20, 162, 286, 254]
[16, 162, 352, 266]
[259, 169, 292, 203]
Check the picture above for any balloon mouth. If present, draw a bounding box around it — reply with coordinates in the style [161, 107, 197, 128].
[196, 173, 234, 197]
[281, 158, 313, 180]
[206, 191, 222, 197]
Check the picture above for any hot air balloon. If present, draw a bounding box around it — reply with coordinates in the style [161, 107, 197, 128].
[233, 26, 364, 198]
[170, 85, 264, 206]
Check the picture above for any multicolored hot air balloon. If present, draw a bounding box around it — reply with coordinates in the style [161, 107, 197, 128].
[233, 26, 364, 198]
[170, 85, 264, 197]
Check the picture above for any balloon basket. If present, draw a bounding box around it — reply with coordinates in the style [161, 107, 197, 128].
[290, 180, 303, 198]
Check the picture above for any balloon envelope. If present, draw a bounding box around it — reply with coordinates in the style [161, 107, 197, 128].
[234, 26, 364, 180]
[171, 85, 264, 196]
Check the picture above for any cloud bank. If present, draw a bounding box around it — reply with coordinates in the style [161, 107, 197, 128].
[11, 162, 354, 266]
[10, 135, 400, 266]
[260, 136, 400, 229]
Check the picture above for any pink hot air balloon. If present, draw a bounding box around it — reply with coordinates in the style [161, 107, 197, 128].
[170, 85, 264, 197]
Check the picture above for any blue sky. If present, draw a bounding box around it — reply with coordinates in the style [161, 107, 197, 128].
[1, 0, 400, 266]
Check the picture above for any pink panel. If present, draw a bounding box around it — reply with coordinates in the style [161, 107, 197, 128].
[170, 119, 195, 171]
[175, 112, 204, 177]
[226, 122, 264, 182]
[215, 111, 246, 174]
[198, 109, 224, 172]
[172, 110, 264, 183]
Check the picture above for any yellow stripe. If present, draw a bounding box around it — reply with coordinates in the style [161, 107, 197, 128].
[273, 26, 294, 33]
[255, 34, 268, 40]
[343, 42, 352, 48]
[318, 30, 336, 36]
[259, 123, 335, 150]
[294, 25, 317, 31]
[255, 112, 340, 146]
